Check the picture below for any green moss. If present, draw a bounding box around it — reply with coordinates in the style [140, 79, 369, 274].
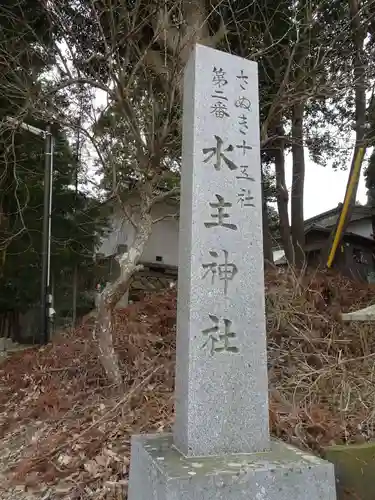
[324, 442, 375, 499]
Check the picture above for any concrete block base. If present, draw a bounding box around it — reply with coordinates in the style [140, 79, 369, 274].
[128, 433, 336, 500]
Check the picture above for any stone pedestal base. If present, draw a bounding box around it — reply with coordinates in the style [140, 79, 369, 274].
[128, 434, 336, 500]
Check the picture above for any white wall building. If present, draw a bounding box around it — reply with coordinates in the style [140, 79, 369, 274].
[97, 197, 179, 268]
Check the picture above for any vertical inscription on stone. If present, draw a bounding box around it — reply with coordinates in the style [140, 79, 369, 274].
[201, 63, 257, 356]
[211, 67, 229, 118]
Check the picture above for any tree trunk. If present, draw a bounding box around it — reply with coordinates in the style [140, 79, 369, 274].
[291, 101, 305, 268]
[72, 264, 78, 328]
[274, 132, 294, 265]
[345, 0, 367, 209]
[322, 0, 367, 266]
[94, 214, 153, 386]
[95, 297, 123, 386]
[261, 174, 274, 267]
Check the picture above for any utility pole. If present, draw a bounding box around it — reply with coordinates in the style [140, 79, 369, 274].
[72, 85, 84, 328]
[6, 117, 54, 344]
[41, 125, 54, 344]
[72, 123, 80, 328]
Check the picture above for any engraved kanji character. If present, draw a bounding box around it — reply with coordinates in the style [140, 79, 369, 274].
[237, 70, 249, 90]
[236, 165, 255, 181]
[202, 256, 218, 284]
[202, 315, 239, 355]
[235, 96, 252, 111]
[238, 188, 254, 207]
[212, 67, 228, 88]
[236, 140, 252, 155]
[202, 250, 238, 296]
[210, 101, 229, 118]
[204, 195, 237, 230]
[238, 114, 248, 135]
[203, 135, 237, 171]
[211, 90, 228, 101]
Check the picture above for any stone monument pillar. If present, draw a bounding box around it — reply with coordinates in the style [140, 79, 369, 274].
[128, 44, 336, 500]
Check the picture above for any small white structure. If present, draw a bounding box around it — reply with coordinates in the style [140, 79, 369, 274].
[97, 197, 179, 267]
[95, 197, 179, 306]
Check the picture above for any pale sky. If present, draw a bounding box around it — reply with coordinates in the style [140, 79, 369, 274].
[284, 153, 367, 220]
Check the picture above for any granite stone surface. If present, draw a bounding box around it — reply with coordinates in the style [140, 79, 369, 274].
[128, 434, 337, 500]
[341, 303, 375, 322]
[174, 43, 269, 457]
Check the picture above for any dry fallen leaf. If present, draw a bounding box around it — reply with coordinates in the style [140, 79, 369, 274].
[57, 454, 73, 467]
[84, 460, 99, 477]
[94, 454, 109, 468]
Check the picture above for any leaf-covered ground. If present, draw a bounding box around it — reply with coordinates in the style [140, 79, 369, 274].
[1, 269, 375, 499]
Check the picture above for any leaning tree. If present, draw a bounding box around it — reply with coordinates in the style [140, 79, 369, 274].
[29, 0, 232, 384]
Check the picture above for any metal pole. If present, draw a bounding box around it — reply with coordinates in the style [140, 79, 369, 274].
[40, 125, 53, 344]
[72, 121, 81, 328]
